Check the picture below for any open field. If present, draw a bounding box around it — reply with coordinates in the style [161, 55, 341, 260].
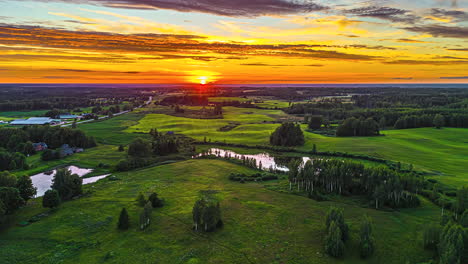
[0, 110, 48, 121]
[0, 159, 439, 264]
[124, 111, 467, 187]
[78, 113, 149, 145]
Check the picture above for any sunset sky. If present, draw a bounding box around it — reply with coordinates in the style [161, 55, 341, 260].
[0, 0, 467, 84]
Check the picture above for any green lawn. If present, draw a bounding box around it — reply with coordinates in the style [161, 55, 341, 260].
[78, 113, 149, 145]
[0, 159, 439, 264]
[80, 109, 467, 187]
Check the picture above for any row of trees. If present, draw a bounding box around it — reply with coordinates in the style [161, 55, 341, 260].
[0, 126, 96, 152]
[270, 123, 305, 147]
[336, 117, 380, 137]
[0, 171, 36, 226]
[287, 159, 422, 209]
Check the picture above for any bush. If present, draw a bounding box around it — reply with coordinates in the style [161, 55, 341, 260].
[148, 192, 163, 208]
[325, 221, 345, 258]
[42, 189, 60, 208]
[117, 208, 130, 230]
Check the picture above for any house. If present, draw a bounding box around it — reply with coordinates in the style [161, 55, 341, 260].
[59, 144, 75, 158]
[10, 117, 61, 126]
[59, 144, 85, 158]
[32, 142, 48, 152]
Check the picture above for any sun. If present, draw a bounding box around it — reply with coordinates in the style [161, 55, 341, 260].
[198, 76, 207, 85]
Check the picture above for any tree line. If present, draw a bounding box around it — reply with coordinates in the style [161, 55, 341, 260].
[287, 159, 422, 209]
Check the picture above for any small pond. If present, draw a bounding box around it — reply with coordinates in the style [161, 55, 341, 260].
[31, 165, 110, 197]
[196, 148, 312, 172]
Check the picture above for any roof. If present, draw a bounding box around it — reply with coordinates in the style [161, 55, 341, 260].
[10, 117, 59, 125]
[59, 115, 78, 119]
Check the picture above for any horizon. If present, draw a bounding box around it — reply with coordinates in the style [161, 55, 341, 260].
[0, 0, 467, 84]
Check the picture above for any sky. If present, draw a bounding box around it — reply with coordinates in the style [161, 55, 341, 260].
[0, 0, 467, 84]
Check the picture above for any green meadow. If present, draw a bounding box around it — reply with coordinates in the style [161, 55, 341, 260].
[0, 159, 439, 264]
[122, 108, 467, 187]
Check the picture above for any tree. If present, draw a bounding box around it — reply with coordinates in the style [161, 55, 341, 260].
[270, 122, 305, 147]
[16, 175, 36, 201]
[379, 116, 387, 130]
[0, 171, 17, 187]
[325, 221, 345, 258]
[41, 149, 59, 161]
[136, 193, 146, 207]
[359, 215, 375, 258]
[0, 187, 24, 213]
[326, 207, 349, 242]
[433, 114, 445, 129]
[128, 138, 152, 157]
[51, 168, 82, 200]
[148, 192, 163, 208]
[139, 201, 152, 230]
[71, 120, 77, 129]
[312, 144, 317, 154]
[117, 208, 130, 230]
[192, 193, 222, 232]
[42, 189, 60, 208]
[308, 115, 323, 129]
[423, 224, 440, 250]
[118, 145, 125, 152]
[438, 223, 464, 264]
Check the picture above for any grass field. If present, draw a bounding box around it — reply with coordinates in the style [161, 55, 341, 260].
[125, 111, 467, 187]
[0, 110, 48, 121]
[78, 113, 149, 145]
[0, 159, 439, 264]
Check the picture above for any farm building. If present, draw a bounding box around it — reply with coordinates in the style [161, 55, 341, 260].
[10, 117, 60, 126]
[58, 114, 78, 120]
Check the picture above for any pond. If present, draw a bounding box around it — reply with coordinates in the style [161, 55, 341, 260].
[31, 165, 110, 197]
[196, 148, 312, 172]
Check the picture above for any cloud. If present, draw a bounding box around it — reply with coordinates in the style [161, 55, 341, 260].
[404, 25, 468, 39]
[394, 38, 429, 43]
[0, 24, 381, 62]
[29, 0, 327, 17]
[427, 8, 468, 22]
[240, 63, 323, 67]
[345, 6, 418, 23]
[392, 77, 413, 80]
[447, 48, 468, 51]
[440, 76, 468, 79]
[384, 59, 468, 65]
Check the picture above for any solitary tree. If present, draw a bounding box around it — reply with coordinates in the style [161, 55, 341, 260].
[308, 115, 324, 130]
[359, 215, 375, 258]
[117, 208, 130, 230]
[118, 145, 125, 152]
[325, 221, 345, 258]
[433, 114, 445, 129]
[16, 175, 37, 201]
[128, 138, 152, 157]
[148, 192, 163, 208]
[42, 189, 60, 208]
[139, 201, 152, 230]
[51, 168, 82, 200]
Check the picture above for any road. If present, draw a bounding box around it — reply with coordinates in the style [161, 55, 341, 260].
[60, 96, 153, 127]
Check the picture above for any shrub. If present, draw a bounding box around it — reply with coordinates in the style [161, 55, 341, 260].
[42, 189, 61, 208]
[117, 208, 130, 230]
